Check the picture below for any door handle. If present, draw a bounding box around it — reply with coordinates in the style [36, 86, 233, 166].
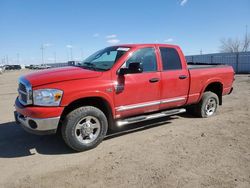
[149, 78, 159, 83]
[179, 75, 187, 79]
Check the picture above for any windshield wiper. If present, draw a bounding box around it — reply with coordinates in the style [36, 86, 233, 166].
[79, 62, 107, 71]
[78, 62, 96, 70]
[83, 62, 95, 67]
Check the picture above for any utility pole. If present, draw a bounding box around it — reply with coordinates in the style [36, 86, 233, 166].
[246, 24, 248, 47]
[41, 44, 45, 64]
[66, 44, 73, 61]
[6, 55, 9, 65]
[200, 49, 203, 55]
[246, 25, 248, 36]
[70, 47, 73, 61]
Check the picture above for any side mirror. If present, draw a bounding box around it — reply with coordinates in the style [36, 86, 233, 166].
[118, 62, 143, 75]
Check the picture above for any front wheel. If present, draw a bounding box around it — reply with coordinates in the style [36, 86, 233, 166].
[62, 106, 108, 151]
[193, 91, 219, 118]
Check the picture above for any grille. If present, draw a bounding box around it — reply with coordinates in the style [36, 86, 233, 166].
[18, 78, 32, 105]
[19, 82, 26, 92]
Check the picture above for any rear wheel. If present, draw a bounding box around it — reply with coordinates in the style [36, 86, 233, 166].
[193, 91, 219, 118]
[62, 106, 108, 151]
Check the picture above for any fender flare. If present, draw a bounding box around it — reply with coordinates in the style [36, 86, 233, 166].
[198, 77, 223, 103]
[62, 90, 115, 118]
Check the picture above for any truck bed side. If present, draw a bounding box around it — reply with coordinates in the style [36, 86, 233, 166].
[186, 66, 234, 105]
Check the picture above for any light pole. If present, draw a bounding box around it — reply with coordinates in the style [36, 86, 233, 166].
[41, 44, 45, 64]
[41, 43, 51, 64]
[6, 55, 9, 65]
[70, 47, 73, 60]
[66, 44, 73, 61]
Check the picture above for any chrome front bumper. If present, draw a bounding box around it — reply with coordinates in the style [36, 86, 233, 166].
[14, 111, 60, 135]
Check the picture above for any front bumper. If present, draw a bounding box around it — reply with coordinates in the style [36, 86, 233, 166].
[14, 98, 64, 135]
[14, 111, 60, 135]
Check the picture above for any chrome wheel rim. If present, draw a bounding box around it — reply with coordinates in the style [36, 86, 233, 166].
[75, 116, 101, 144]
[205, 98, 216, 116]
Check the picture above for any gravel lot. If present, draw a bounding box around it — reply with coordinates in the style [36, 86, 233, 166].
[0, 69, 250, 188]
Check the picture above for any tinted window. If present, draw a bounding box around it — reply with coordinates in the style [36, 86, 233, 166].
[124, 48, 157, 72]
[160, 47, 182, 70]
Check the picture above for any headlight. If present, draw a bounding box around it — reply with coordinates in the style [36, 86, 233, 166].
[33, 89, 63, 106]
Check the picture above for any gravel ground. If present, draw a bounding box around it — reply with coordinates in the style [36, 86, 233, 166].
[0, 69, 250, 188]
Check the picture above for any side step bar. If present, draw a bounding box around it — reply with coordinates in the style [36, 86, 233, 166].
[116, 108, 186, 126]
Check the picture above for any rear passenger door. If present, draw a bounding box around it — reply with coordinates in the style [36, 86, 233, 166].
[159, 47, 189, 109]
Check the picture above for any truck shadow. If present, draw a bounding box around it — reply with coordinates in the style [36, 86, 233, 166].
[178, 113, 199, 119]
[0, 116, 177, 158]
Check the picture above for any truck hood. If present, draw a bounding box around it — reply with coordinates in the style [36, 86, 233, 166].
[25, 66, 103, 86]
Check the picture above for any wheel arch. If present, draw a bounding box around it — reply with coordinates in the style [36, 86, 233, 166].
[59, 96, 114, 130]
[202, 81, 223, 105]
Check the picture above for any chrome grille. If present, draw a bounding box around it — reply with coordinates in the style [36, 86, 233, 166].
[18, 77, 32, 105]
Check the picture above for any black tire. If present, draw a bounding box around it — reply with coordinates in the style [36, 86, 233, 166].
[61, 106, 108, 151]
[193, 91, 219, 118]
[186, 105, 196, 115]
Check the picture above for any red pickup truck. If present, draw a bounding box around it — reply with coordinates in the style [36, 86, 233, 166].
[14, 44, 234, 151]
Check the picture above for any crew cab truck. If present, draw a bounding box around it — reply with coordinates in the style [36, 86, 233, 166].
[14, 44, 234, 151]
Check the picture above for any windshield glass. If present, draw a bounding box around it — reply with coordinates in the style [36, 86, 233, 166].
[79, 46, 130, 71]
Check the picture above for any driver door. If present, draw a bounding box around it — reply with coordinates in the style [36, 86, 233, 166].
[114, 47, 161, 118]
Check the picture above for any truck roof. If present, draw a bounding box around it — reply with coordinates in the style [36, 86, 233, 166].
[112, 43, 180, 48]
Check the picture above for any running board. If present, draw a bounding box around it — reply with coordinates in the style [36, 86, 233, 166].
[116, 108, 186, 126]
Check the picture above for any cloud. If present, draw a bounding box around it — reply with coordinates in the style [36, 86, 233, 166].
[66, 45, 73, 48]
[107, 39, 120, 44]
[164, 38, 174, 42]
[93, 33, 100, 37]
[180, 0, 188, 6]
[106, 34, 117, 39]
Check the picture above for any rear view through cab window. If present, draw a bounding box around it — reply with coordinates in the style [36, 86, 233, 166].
[160, 47, 182, 70]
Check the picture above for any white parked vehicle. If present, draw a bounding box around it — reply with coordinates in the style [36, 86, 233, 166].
[0, 66, 4, 74]
[36, 64, 52, 69]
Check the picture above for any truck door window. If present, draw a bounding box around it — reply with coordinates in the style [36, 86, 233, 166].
[160, 47, 182, 70]
[124, 48, 157, 72]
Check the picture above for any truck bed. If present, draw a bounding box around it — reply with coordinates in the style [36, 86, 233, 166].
[187, 62, 228, 69]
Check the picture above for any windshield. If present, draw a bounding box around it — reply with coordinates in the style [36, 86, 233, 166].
[79, 46, 130, 71]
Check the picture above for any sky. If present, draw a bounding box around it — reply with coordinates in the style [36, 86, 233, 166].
[0, 0, 250, 64]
